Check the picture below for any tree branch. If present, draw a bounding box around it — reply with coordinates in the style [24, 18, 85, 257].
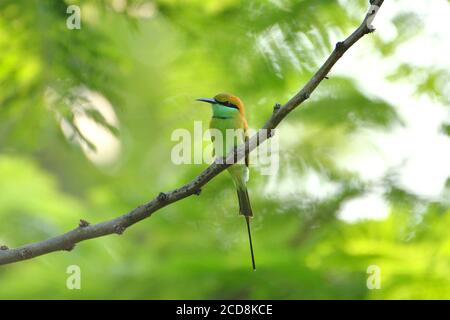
[0, 0, 385, 266]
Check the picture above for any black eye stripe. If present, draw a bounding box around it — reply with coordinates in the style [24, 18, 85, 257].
[214, 99, 239, 109]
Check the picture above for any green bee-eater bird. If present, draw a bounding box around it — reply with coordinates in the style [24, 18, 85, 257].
[197, 93, 256, 270]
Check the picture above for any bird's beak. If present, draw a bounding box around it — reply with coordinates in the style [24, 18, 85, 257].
[196, 98, 216, 104]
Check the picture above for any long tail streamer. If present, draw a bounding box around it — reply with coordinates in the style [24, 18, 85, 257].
[245, 216, 256, 271]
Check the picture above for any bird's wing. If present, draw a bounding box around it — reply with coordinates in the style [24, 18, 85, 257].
[242, 117, 249, 168]
[211, 135, 215, 157]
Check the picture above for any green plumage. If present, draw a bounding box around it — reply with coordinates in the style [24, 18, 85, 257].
[200, 94, 256, 270]
[209, 104, 251, 217]
[210, 104, 256, 270]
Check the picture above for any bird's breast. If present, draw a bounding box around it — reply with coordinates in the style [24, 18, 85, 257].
[209, 118, 245, 157]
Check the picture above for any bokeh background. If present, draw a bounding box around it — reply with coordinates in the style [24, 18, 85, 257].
[1, 0, 450, 299]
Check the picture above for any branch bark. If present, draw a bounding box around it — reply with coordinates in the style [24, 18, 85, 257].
[0, 0, 385, 266]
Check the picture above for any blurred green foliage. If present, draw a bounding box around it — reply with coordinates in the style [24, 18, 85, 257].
[0, 0, 449, 299]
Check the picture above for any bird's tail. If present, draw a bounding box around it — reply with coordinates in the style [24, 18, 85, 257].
[236, 187, 253, 217]
[236, 187, 256, 270]
[244, 216, 256, 271]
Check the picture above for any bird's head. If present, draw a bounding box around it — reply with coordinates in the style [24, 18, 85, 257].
[196, 93, 245, 116]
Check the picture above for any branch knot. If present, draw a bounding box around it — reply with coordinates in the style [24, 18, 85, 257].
[79, 219, 90, 228]
[19, 248, 32, 259]
[64, 243, 76, 251]
[335, 41, 345, 51]
[113, 224, 126, 235]
[272, 103, 281, 114]
[157, 192, 168, 203]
